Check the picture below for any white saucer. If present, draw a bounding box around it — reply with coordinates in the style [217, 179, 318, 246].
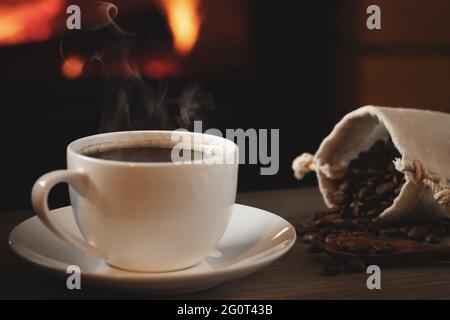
[9, 204, 296, 294]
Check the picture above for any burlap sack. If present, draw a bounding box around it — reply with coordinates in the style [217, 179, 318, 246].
[292, 106, 450, 224]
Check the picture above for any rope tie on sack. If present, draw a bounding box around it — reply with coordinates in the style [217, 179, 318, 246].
[291, 153, 346, 180]
[292, 153, 316, 179]
[394, 158, 450, 209]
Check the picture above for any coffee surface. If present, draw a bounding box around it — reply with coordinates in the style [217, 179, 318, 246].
[83, 146, 204, 163]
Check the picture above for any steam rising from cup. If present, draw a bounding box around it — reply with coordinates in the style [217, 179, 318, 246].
[60, 1, 214, 132]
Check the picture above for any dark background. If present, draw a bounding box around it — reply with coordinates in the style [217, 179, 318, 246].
[1, 0, 450, 211]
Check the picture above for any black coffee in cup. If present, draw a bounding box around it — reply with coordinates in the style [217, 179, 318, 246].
[83, 146, 205, 163]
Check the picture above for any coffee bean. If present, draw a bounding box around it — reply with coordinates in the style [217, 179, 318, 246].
[358, 186, 372, 200]
[400, 225, 411, 236]
[380, 227, 402, 237]
[321, 213, 341, 224]
[378, 234, 391, 240]
[308, 238, 325, 253]
[313, 220, 327, 229]
[440, 220, 450, 233]
[371, 216, 382, 224]
[433, 225, 446, 237]
[393, 174, 403, 185]
[338, 180, 351, 193]
[354, 225, 370, 233]
[350, 167, 366, 179]
[408, 226, 428, 242]
[345, 258, 366, 273]
[376, 181, 396, 195]
[333, 219, 353, 229]
[368, 222, 381, 234]
[349, 200, 359, 209]
[336, 238, 350, 251]
[339, 231, 352, 238]
[318, 227, 329, 236]
[320, 228, 338, 238]
[339, 206, 352, 218]
[372, 242, 396, 254]
[351, 201, 365, 217]
[352, 232, 374, 239]
[325, 206, 341, 214]
[294, 223, 307, 236]
[366, 208, 381, 219]
[386, 162, 396, 174]
[367, 157, 384, 170]
[425, 233, 440, 244]
[325, 233, 338, 243]
[368, 168, 385, 176]
[347, 242, 371, 254]
[330, 191, 347, 206]
[352, 218, 369, 226]
[327, 227, 339, 234]
[303, 232, 320, 243]
[313, 211, 325, 221]
[366, 177, 379, 187]
[338, 239, 354, 249]
[365, 195, 383, 209]
[379, 201, 392, 209]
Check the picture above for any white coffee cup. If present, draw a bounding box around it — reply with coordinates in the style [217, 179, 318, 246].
[32, 131, 239, 272]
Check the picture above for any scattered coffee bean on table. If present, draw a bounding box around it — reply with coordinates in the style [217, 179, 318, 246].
[292, 139, 450, 275]
[408, 225, 428, 242]
[372, 242, 395, 254]
[425, 233, 439, 244]
[308, 238, 325, 253]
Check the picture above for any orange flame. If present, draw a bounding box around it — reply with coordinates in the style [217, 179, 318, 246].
[159, 0, 202, 55]
[0, 0, 64, 46]
[61, 55, 84, 79]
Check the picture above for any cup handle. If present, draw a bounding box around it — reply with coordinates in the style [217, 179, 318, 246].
[32, 170, 107, 259]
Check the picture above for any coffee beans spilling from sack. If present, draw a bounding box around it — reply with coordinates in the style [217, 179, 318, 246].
[293, 139, 450, 275]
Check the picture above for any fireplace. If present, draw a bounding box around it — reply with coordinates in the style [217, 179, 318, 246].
[0, 0, 336, 210]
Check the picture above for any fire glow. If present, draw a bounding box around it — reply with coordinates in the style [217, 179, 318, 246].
[143, 59, 180, 79]
[159, 0, 202, 55]
[0, 0, 64, 46]
[61, 55, 84, 79]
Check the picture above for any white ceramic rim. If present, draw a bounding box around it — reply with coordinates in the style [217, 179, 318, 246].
[68, 130, 239, 167]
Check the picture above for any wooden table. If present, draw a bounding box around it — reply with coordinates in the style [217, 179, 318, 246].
[2, 187, 450, 299]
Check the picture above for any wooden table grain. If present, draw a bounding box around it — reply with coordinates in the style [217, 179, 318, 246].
[1, 187, 450, 299]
